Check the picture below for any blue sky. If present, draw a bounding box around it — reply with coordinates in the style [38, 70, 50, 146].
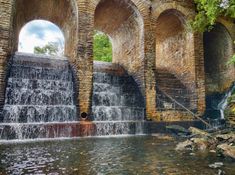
[18, 20, 64, 54]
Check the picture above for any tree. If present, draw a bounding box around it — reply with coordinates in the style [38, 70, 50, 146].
[192, 0, 235, 32]
[192, 0, 235, 64]
[34, 42, 62, 56]
[93, 31, 112, 62]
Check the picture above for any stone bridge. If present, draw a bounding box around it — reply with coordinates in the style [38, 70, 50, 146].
[0, 0, 234, 121]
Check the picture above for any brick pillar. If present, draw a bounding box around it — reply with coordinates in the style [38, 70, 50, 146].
[0, 0, 14, 114]
[145, 16, 159, 120]
[76, 0, 94, 118]
[194, 32, 206, 115]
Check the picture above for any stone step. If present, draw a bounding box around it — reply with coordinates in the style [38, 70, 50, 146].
[9, 65, 73, 81]
[93, 61, 126, 76]
[2, 105, 77, 123]
[12, 52, 69, 69]
[7, 78, 73, 91]
[155, 69, 191, 111]
[92, 92, 143, 107]
[5, 88, 74, 105]
[92, 106, 145, 121]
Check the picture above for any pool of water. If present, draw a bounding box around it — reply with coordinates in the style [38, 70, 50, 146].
[0, 136, 234, 175]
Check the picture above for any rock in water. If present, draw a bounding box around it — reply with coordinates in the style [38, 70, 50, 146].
[190, 138, 209, 151]
[217, 144, 235, 160]
[175, 140, 193, 151]
[208, 162, 224, 169]
[166, 125, 190, 135]
[189, 127, 210, 137]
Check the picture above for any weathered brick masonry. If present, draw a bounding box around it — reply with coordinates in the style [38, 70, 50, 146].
[0, 0, 234, 121]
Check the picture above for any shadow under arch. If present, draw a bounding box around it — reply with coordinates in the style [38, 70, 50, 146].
[155, 9, 197, 113]
[204, 22, 235, 118]
[92, 0, 146, 121]
[94, 0, 145, 96]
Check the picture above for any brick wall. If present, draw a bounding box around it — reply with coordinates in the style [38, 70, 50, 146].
[0, 0, 14, 112]
[0, 0, 234, 121]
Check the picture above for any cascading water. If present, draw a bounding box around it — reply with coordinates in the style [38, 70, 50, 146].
[92, 61, 146, 136]
[218, 83, 235, 119]
[0, 52, 77, 140]
[0, 55, 146, 141]
[204, 83, 235, 129]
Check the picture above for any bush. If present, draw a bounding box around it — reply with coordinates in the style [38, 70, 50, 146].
[93, 32, 112, 62]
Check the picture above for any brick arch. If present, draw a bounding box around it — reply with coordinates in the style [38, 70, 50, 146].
[8, 0, 81, 119]
[13, 0, 79, 60]
[93, 0, 146, 95]
[216, 18, 235, 40]
[152, 3, 194, 21]
[91, 0, 149, 19]
[154, 7, 200, 116]
[76, 0, 152, 117]
[204, 22, 234, 94]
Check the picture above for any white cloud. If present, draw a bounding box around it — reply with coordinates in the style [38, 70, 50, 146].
[18, 20, 64, 54]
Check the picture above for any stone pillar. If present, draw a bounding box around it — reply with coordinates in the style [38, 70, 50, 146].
[0, 0, 14, 113]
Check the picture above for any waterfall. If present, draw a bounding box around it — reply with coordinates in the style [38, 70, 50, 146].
[0, 52, 77, 140]
[218, 83, 235, 119]
[92, 61, 145, 135]
[0, 57, 147, 140]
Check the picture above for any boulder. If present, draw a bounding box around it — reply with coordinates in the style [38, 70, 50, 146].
[189, 127, 210, 137]
[190, 138, 209, 151]
[176, 140, 193, 151]
[217, 144, 235, 160]
[216, 133, 235, 143]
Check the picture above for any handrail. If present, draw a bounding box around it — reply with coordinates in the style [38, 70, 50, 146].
[157, 87, 212, 128]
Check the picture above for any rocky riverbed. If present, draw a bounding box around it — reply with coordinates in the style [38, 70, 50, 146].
[175, 126, 235, 160]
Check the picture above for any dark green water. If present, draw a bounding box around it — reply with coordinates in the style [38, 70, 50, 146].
[0, 136, 234, 175]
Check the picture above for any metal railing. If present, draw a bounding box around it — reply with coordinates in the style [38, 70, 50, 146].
[157, 87, 212, 128]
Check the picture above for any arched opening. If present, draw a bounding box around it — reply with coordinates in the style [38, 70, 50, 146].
[93, 31, 112, 62]
[94, 0, 144, 85]
[1, 0, 79, 125]
[155, 9, 195, 118]
[204, 23, 235, 117]
[13, 0, 78, 58]
[18, 20, 65, 56]
[92, 0, 145, 123]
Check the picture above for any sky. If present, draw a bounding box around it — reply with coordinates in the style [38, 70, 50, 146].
[18, 20, 65, 54]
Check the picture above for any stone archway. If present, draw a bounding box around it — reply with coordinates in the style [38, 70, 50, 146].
[204, 23, 235, 116]
[94, 0, 145, 93]
[18, 20, 65, 56]
[13, 0, 78, 60]
[155, 9, 197, 120]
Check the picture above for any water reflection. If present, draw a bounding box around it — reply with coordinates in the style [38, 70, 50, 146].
[0, 136, 235, 175]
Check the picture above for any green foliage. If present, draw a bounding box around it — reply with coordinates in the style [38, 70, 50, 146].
[192, 0, 235, 64]
[93, 32, 112, 62]
[227, 54, 235, 65]
[34, 42, 60, 56]
[192, 0, 235, 32]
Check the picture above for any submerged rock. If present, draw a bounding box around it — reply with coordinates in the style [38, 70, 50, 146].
[217, 144, 235, 160]
[208, 162, 224, 169]
[166, 125, 190, 135]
